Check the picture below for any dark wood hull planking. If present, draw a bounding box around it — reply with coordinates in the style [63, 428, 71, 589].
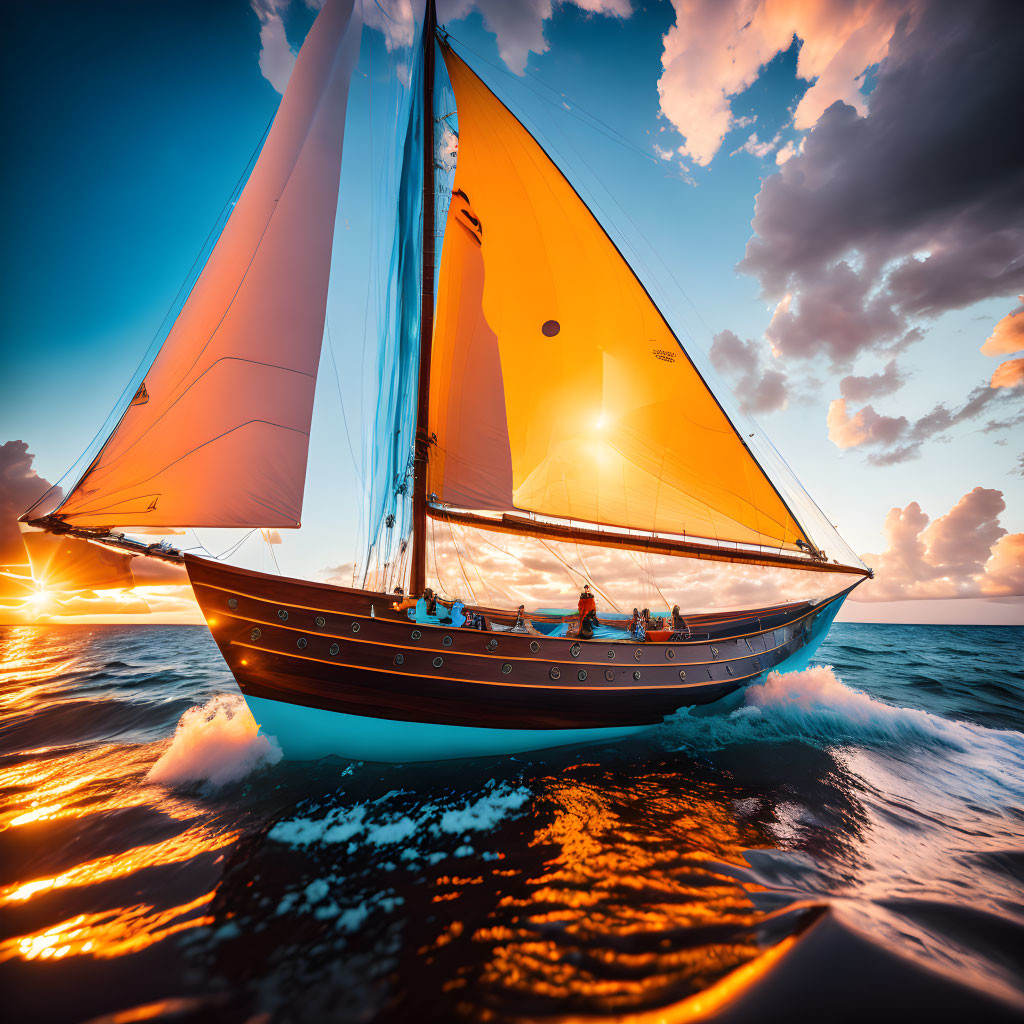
[185, 555, 847, 732]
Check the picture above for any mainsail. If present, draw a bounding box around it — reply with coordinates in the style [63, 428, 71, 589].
[49, 0, 362, 531]
[429, 45, 812, 554]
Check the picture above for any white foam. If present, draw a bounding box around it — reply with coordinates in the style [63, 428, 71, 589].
[147, 693, 282, 788]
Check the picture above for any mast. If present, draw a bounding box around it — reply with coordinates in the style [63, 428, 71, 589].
[411, 0, 437, 598]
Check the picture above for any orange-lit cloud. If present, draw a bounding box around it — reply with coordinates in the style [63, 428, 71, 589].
[991, 357, 1024, 389]
[658, 0, 915, 166]
[981, 297, 1024, 357]
[855, 487, 1024, 601]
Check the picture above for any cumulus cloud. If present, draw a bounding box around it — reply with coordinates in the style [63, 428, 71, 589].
[827, 377, 1023, 464]
[857, 487, 1024, 600]
[252, 0, 298, 94]
[981, 297, 1024, 357]
[991, 358, 1024, 389]
[0, 441, 59, 567]
[709, 329, 789, 414]
[838, 359, 905, 403]
[738, 1, 1024, 373]
[360, 0, 632, 73]
[657, 0, 915, 167]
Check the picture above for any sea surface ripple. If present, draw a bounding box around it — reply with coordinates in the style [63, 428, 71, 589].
[1, 622, 1022, 1023]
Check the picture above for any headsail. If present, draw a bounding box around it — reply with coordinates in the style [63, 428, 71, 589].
[430, 45, 812, 555]
[49, 0, 362, 531]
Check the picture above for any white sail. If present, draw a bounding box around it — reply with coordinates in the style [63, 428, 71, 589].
[52, 0, 362, 530]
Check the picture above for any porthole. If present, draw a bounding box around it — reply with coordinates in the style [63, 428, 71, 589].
[277, 608, 289, 621]
[726, 664, 734, 675]
[433, 656, 444, 668]
[665, 648, 675, 661]
[411, 629, 422, 640]
[634, 648, 642, 661]
[570, 643, 581, 658]
[501, 663, 512, 675]
[707, 666, 714, 679]
[487, 638, 498, 651]
[678, 669, 686, 681]
[632, 670, 641, 681]
[530, 640, 540, 653]
[297, 637, 307, 649]
[550, 666, 561, 680]
[351, 622, 361, 633]
[250, 627, 261, 641]
[394, 653, 404, 665]
[710, 646, 719, 660]
[330, 643, 340, 656]
[443, 635, 453, 647]
[604, 669, 614, 682]
[606, 649, 615, 660]
[227, 597, 238, 610]
[315, 615, 326, 628]
[577, 669, 588, 681]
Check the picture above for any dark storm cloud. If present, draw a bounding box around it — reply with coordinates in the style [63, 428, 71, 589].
[739, 0, 1024, 365]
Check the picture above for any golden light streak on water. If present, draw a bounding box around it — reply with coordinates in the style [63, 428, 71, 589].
[0, 892, 216, 963]
[0, 824, 240, 906]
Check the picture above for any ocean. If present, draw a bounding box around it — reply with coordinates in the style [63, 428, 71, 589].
[1, 622, 1022, 1023]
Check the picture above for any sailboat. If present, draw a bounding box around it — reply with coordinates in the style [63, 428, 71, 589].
[22, 0, 871, 762]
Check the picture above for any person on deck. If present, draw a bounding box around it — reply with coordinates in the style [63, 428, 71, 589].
[580, 608, 599, 640]
[672, 604, 684, 628]
[629, 607, 640, 637]
[513, 604, 527, 631]
[577, 584, 596, 634]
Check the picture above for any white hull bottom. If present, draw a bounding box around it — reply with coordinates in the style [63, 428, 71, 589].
[244, 600, 842, 763]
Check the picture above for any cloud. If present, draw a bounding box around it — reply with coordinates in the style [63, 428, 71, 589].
[252, 0, 298, 94]
[856, 487, 1023, 601]
[709, 329, 789, 414]
[360, 0, 632, 74]
[0, 441, 59, 567]
[738, 1, 1024, 368]
[827, 378, 1023, 464]
[657, 0, 915, 167]
[981, 297, 1024, 357]
[838, 359, 905, 403]
[991, 358, 1024, 389]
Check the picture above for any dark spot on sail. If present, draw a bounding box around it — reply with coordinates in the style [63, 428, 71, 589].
[542, 320, 560, 337]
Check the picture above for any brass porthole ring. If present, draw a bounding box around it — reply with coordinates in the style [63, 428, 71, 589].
[711, 646, 719, 659]
[570, 643, 581, 658]
[315, 615, 326, 628]
[487, 638, 498, 651]
[250, 627, 261, 641]
[501, 663, 512, 675]
[634, 648, 642, 661]
[606, 649, 615, 660]
[297, 637, 307, 649]
[227, 597, 238, 610]
[277, 609, 288, 621]
[530, 640, 540, 653]
[550, 666, 561, 680]
[433, 656, 443, 668]
[351, 622, 360, 633]
[330, 643, 340, 656]
[665, 648, 675, 660]
[411, 629, 422, 640]
[604, 669, 614, 682]
[394, 653, 404, 665]
[443, 635, 453, 647]
[633, 670, 641, 681]
[678, 669, 686, 681]
[577, 669, 587, 681]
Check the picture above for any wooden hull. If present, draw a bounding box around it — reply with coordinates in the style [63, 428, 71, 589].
[185, 554, 851, 761]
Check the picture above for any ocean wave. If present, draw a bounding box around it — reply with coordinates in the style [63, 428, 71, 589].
[147, 693, 282, 788]
[660, 666, 1024, 794]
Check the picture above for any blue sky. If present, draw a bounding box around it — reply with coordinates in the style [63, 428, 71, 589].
[2, 0, 1021, 618]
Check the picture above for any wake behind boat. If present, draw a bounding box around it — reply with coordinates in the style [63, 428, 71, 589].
[22, 0, 871, 761]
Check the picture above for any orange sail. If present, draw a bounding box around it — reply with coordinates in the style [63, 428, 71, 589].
[430, 46, 808, 553]
[52, 0, 362, 531]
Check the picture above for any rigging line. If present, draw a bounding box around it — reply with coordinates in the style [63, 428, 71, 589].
[444, 513, 478, 604]
[27, 115, 275, 520]
[262, 529, 282, 575]
[214, 529, 257, 561]
[325, 315, 364, 491]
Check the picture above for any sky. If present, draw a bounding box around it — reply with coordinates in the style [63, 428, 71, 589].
[1, 0, 1022, 625]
